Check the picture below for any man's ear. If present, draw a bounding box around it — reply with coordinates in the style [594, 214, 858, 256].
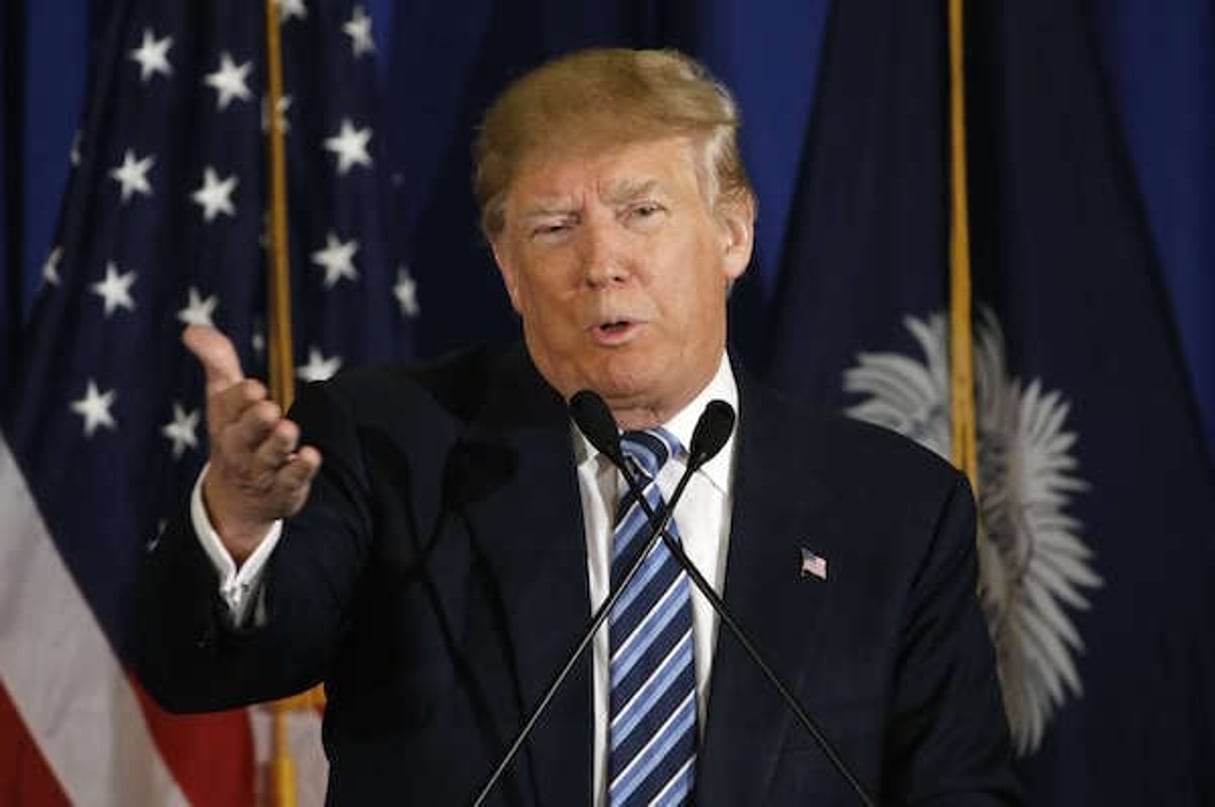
[717, 197, 755, 281]
[490, 238, 523, 313]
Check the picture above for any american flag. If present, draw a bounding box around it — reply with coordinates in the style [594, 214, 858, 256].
[0, 1, 413, 803]
[799, 548, 827, 581]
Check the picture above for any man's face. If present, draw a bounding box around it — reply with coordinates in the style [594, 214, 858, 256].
[491, 136, 753, 428]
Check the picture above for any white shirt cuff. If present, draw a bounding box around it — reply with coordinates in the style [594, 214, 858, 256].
[190, 464, 283, 626]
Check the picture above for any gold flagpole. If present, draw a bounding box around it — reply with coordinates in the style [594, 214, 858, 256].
[264, 0, 293, 409]
[947, 0, 979, 496]
[262, 1, 323, 805]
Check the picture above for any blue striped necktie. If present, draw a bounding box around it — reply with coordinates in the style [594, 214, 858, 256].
[608, 428, 697, 806]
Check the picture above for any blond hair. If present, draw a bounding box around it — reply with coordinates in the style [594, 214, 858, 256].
[474, 48, 754, 237]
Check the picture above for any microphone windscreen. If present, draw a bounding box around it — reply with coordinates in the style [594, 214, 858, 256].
[688, 400, 736, 469]
[568, 390, 623, 464]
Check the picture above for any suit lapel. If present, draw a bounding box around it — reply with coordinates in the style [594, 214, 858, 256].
[696, 379, 838, 806]
[460, 348, 592, 806]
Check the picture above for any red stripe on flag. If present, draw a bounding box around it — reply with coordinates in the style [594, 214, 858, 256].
[0, 681, 70, 807]
[132, 679, 256, 807]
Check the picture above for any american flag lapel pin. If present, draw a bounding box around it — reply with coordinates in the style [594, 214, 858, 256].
[800, 547, 828, 581]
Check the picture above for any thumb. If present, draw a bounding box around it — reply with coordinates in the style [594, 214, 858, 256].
[182, 324, 245, 394]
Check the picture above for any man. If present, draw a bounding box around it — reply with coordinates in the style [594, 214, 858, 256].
[137, 48, 1019, 804]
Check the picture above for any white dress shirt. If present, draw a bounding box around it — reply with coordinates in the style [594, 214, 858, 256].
[575, 355, 737, 806]
[191, 469, 282, 625]
[192, 354, 739, 805]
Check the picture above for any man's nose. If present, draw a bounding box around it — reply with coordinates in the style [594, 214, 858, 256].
[580, 222, 629, 287]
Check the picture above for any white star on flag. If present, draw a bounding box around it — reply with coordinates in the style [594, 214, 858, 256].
[191, 167, 238, 222]
[176, 287, 219, 327]
[4, 4, 413, 802]
[147, 521, 167, 553]
[204, 52, 254, 111]
[311, 231, 359, 287]
[110, 149, 155, 203]
[90, 262, 137, 317]
[161, 403, 200, 459]
[71, 380, 118, 438]
[296, 347, 343, 382]
[42, 246, 62, 287]
[343, 6, 376, 58]
[277, 0, 308, 22]
[261, 94, 293, 135]
[129, 28, 173, 83]
[323, 119, 373, 175]
[394, 266, 420, 317]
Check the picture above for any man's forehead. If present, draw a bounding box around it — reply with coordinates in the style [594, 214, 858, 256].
[509, 138, 695, 206]
[518, 179, 667, 211]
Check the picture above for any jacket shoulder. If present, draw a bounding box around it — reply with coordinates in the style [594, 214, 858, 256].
[318, 344, 507, 422]
[745, 379, 966, 500]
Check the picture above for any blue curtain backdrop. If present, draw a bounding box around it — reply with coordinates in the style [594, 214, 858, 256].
[1094, 1, 1215, 457]
[4, 0, 1210, 453]
[3, 1, 1212, 803]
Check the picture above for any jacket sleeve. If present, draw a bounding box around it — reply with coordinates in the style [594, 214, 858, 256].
[134, 379, 376, 712]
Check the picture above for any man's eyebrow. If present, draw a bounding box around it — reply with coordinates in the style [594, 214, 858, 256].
[518, 201, 579, 219]
[601, 179, 663, 205]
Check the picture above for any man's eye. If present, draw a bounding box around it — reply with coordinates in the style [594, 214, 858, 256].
[531, 222, 570, 239]
[628, 203, 665, 222]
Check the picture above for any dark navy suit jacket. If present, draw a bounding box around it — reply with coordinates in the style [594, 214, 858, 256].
[136, 344, 1020, 805]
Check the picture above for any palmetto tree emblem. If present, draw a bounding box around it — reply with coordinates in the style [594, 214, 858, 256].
[843, 309, 1102, 754]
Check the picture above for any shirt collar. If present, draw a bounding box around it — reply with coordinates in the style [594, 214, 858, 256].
[571, 354, 739, 496]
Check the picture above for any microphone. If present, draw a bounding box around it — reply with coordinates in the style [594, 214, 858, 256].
[472, 393, 732, 806]
[575, 390, 876, 807]
[569, 389, 736, 476]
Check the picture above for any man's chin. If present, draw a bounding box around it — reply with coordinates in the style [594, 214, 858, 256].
[586, 371, 691, 428]
[533, 349, 679, 413]
[584, 361, 656, 404]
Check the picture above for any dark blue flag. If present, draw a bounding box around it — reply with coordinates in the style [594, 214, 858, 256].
[766, 0, 950, 403]
[966, 2, 1215, 802]
[769, 0, 1215, 804]
[0, 0, 412, 802]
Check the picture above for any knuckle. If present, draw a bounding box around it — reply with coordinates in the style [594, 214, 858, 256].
[276, 418, 300, 444]
[229, 380, 261, 406]
[253, 400, 282, 425]
[244, 379, 268, 401]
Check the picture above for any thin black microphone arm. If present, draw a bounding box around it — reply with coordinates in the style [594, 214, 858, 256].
[574, 390, 875, 807]
[610, 432, 876, 807]
[471, 398, 727, 807]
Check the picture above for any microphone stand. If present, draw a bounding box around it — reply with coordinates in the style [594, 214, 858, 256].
[612, 456, 876, 807]
[475, 391, 873, 807]
[471, 453, 706, 806]
[571, 390, 872, 804]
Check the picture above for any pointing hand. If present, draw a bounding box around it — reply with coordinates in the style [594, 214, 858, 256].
[183, 324, 322, 563]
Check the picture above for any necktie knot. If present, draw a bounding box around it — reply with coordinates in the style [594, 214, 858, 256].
[619, 427, 681, 480]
